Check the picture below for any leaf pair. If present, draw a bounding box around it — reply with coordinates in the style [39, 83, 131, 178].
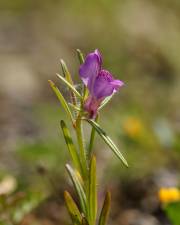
[49, 56, 83, 124]
[64, 183, 111, 225]
[66, 164, 87, 215]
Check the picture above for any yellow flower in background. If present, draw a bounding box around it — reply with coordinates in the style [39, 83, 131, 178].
[123, 117, 143, 138]
[158, 187, 180, 204]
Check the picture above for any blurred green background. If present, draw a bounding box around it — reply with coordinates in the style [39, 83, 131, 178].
[0, 0, 179, 224]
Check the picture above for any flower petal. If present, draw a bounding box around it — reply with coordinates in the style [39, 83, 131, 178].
[93, 70, 124, 99]
[94, 49, 102, 66]
[79, 50, 102, 93]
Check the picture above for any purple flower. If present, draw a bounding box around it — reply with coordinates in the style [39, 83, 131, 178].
[79, 49, 124, 118]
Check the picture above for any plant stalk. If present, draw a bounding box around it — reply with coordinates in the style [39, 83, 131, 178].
[75, 116, 88, 180]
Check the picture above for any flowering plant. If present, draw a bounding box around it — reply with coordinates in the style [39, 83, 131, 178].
[49, 49, 128, 225]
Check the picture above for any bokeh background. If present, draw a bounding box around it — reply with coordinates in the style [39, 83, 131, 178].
[0, 0, 180, 224]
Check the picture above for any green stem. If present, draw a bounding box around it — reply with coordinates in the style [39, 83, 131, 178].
[88, 115, 99, 158]
[75, 115, 92, 223]
[76, 116, 88, 179]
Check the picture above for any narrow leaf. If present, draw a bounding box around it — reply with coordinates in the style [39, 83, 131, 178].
[60, 60, 77, 106]
[86, 119, 128, 167]
[56, 73, 82, 99]
[66, 164, 87, 215]
[48, 80, 74, 123]
[64, 191, 82, 225]
[60, 59, 74, 85]
[60, 120, 82, 173]
[89, 156, 97, 225]
[98, 191, 111, 225]
[76, 49, 85, 64]
[98, 94, 114, 110]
